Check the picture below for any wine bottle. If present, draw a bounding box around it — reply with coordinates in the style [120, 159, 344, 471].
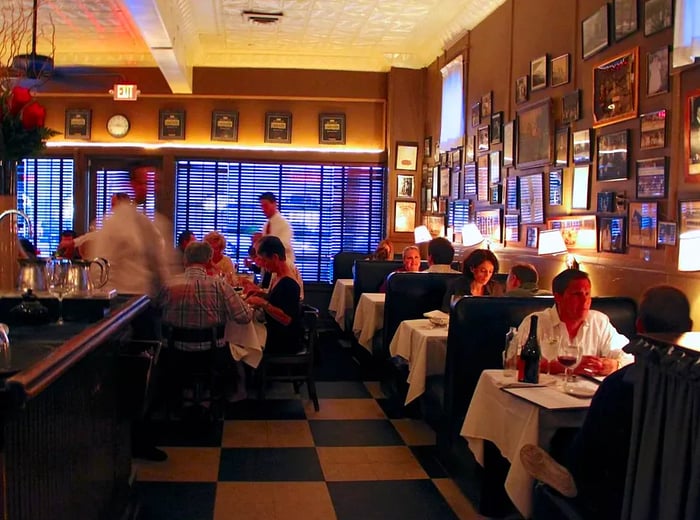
[518, 315, 541, 384]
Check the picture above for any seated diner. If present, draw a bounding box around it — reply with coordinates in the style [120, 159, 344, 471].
[442, 248, 500, 311]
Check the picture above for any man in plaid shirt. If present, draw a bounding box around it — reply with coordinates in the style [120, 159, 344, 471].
[159, 241, 253, 351]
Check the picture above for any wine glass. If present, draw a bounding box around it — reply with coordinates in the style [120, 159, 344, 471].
[557, 343, 582, 391]
[541, 330, 562, 376]
[47, 258, 73, 325]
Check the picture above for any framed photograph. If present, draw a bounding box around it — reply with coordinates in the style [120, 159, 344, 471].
[597, 130, 629, 181]
[582, 4, 610, 60]
[503, 120, 515, 166]
[424, 136, 432, 158]
[549, 169, 563, 206]
[636, 157, 667, 199]
[555, 127, 569, 166]
[464, 162, 477, 196]
[450, 147, 462, 169]
[526, 226, 539, 249]
[519, 172, 545, 224]
[477, 154, 489, 201]
[572, 129, 592, 164]
[264, 112, 292, 143]
[647, 46, 670, 97]
[394, 201, 416, 233]
[504, 214, 520, 243]
[211, 110, 239, 142]
[466, 135, 475, 162]
[506, 176, 519, 211]
[491, 112, 503, 144]
[644, 0, 673, 36]
[397, 174, 415, 198]
[572, 165, 591, 209]
[551, 54, 570, 87]
[679, 200, 700, 233]
[439, 167, 450, 198]
[451, 166, 461, 201]
[476, 208, 502, 243]
[530, 55, 548, 91]
[490, 185, 502, 205]
[597, 191, 616, 213]
[432, 166, 440, 197]
[657, 221, 677, 246]
[592, 48, 639, 128]
[515, 75, 529, 105]
[421, 187, 431, 212]
[481, 91, 493, 119]
[396, 142, 419, 171]
[516, 98, 553, 169]
[640, 109, 667, 149]
[159, 109, 186, 140]
[562, 90, 581, 124]
[628, 201, 658, 248]
[319, 113, 346, 144]
[547, 215, 598, 250]
[471, 102, 481, 127]
[65, 108, 91, 139]
[477, 125, 490, 152]
[489, 151, 501, 185]
[614, 0, 638, 41]
[439, 152, 448, 168]
[598, 216, 627, 253]
[687, 90, 700, 180]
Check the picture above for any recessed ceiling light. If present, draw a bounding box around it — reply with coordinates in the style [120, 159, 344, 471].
[242, 11, 283, 25]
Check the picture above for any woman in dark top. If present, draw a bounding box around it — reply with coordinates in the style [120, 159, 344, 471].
[246, 236, 302, 355]
[442, 248, 500, 311]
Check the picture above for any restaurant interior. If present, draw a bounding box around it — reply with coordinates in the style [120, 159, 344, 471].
[0, 0, 699, 518]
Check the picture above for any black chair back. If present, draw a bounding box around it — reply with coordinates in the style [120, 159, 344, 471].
[352, 259, 403, 306]
[332, 252, 367, 282]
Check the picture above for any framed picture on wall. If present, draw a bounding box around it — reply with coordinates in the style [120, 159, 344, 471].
[471, 102, 481, 127]
[159, 109, 186, 140]
[466, 135, 475, 162]
[555, 127, 569, 166]
[598, 216, 627, 253]
[597, 191, 616, 213]
[644, 0, 673, 36]
[476, 208, 502, 243]
[503, 120, 515, 166]
[489, 151, 501, 185]
[395, 142, 419, 171]
[647, 46, 670, 97]
[424, 136, 432, 157]
[515, 75, 529, 105]
[597, 130, 629, 181]
[547, 215, 597, 250]
[516, 98, 553, 169]
[640, 109, 667, 149]
[572, 165, 591, 209]
[686, 90, 700, 181]
[530, 55, 548, 91]
[549, 169, 563, 206]
[397, 174, 415, 198]
[526, 226, 539, 248]
[593, 48, 639, 128]
[464, 162, 477, 196]
[679, 200, 700, 233]
[636, 157, 667, 199]
[478, 125, 490, 151]
[439, 166, 450, 198]
[477, 154, 489, 201]
[319, 113, 345, 144]
[572, 129, 592, 164]
[518, 172, 545, 224]
[582, 4, 610, 60]
[658, 221, 677, 246]
[491, 112, 503, 144]
[562, 90, 581, 124]
[614, 0, 638, 41]
[481, 91, 493, 119]
[506, 175, 518, 211]
[65, 108, 91, 139]
[211, 110, 239, 141]
[550, 54, 570, 87]
[394, 201, 416, 233]
[264, 112, 291, 143]
[504, 214, 520, 243]
[628, 201, 658, 248]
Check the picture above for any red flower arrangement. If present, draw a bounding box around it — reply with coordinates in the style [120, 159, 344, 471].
[0, 86, 59, 162]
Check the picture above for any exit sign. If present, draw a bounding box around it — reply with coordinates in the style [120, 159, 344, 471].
[112, 84, 139, 101]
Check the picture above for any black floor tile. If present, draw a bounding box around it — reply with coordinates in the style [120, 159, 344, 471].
[223, 398, 306, 420]
[153, 420, 223, 447]
[135, 482, 215, 520]
[410, 445, 449, 478]
[218, 447, 324, 481]
[315, 381, 372, 398]
[309, 419, 404, 446]
[376, 397, 420, 419]
[327, 480, 459, 520]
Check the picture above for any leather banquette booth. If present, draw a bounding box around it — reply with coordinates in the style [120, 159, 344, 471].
[332, 252, 368, 283]
[426, 295, 637, 461]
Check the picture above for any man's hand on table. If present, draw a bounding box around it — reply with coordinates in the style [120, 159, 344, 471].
[547, 355, 618, 376]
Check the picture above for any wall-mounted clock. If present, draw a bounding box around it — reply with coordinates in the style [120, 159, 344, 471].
[106, 114, 130, 138]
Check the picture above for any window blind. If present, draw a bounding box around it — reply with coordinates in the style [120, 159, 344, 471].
[94, 166, 155, 229]
[175, 160, 386, 282]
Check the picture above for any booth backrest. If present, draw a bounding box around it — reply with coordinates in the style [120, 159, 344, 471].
[441, 295, 637, 445]
[332, 252, 367, 282]
[352, 260, 404, 306]
[382, 271, 462, 358]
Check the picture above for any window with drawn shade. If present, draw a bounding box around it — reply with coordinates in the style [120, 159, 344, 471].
[440, 55, 465, 151]
[16, 158, 74, 255]
[174, 160, 386, 282]
[94, 166, 155, 230]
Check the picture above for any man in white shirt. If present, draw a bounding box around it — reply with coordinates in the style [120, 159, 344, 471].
[425, 237, 461, 274]
[258, 192, 295, 263]
[514, 269, 628, 366]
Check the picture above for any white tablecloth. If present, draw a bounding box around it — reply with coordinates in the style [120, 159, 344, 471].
[389, 318, 448, 404]
[328, 278, 354, 330]
[225, 319, 267, 368]
[461, 370, 590, 518]
[352, 292, 385, 352]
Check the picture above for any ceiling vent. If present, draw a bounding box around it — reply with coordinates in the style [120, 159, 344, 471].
[242, 11, 283, 25]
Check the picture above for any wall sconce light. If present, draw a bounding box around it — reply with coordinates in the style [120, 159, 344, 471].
[537, 229, 568, 256]
[678, 230, 700, 271]
[461, 223, 484, 247]
[414, 225, 432, 244]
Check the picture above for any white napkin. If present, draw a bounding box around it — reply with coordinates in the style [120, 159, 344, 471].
[423, 310, 449, 320]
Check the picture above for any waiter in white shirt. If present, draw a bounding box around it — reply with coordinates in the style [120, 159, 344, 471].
[258, 192, 295, 263]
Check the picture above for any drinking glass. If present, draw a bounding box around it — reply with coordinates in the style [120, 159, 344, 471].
[47, 258, 73, 325]
[541, 331, 561, 375]
[557, 343, 582, 390]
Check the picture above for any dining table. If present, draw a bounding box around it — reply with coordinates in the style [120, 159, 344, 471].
[225, 319, 267, 368]
[388, 318, 448, 404]
[352, 292, 385, 352]
[461, 369, 594, 518]
[328, 278, 354, 331]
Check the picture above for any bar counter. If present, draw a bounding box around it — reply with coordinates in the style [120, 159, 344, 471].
[0, 294, 151, 520]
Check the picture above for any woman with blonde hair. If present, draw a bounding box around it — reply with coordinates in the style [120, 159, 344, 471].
[367, 239, 394, 261]
[204, 231, 236, 283]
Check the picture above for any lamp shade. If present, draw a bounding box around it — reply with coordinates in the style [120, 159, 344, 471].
[538, 229, 567, 255]
[414, 225, 432, 244]
[461, 223, 484, 247]
[678, 230, 700, 271]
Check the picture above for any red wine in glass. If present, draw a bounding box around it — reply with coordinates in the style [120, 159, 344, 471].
[557, 355, 578, 367]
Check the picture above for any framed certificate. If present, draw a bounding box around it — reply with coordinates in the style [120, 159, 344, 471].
[65, 109, 91, 139]
[265, 112, 292, 143]
[395, 142, 418, 171]
[319, 113, 345, 144]
[159, 109, 186, 140]
[211, 111, 239, 142]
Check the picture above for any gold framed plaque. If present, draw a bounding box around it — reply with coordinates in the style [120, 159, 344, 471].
[211, 110, 239, 142]
[265, 112, 292, 143]
[319, 113, 345, 144]
[159, 109, 185, 140]
[65, 108, 91, 140]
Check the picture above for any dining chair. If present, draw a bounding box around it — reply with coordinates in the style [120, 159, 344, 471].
[257, 304, 320, 411]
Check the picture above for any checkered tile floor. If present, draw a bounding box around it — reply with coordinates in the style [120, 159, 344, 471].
[133, 337, 483, 520]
